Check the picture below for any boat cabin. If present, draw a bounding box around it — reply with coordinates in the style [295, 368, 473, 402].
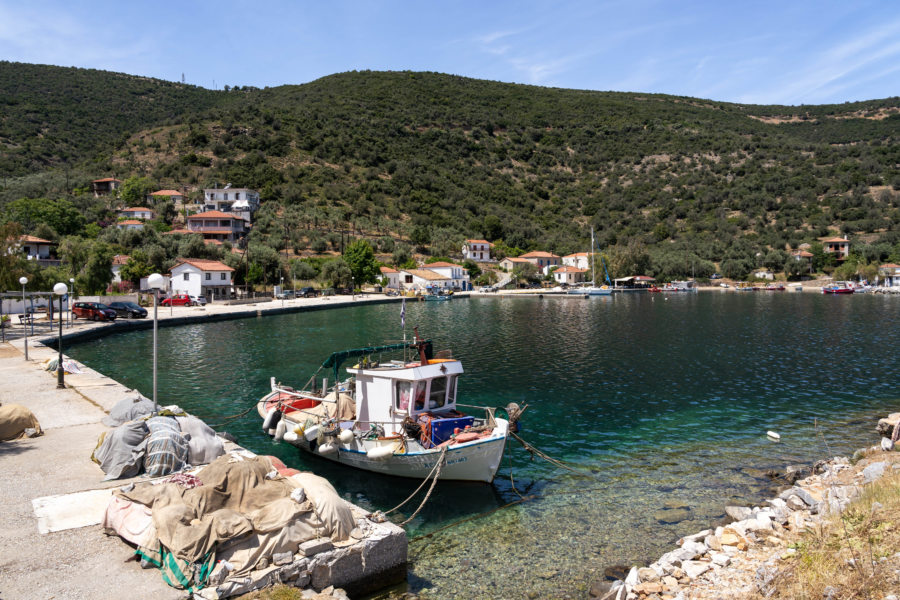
[347, 358, 463, 436]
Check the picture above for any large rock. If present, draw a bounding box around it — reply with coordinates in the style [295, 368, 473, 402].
[682, 560, 710, 580]
[876, 413, 900, 437]
[725, 506, 753, 521]
[719, 527, 748, 550]
[863, 461, 887, 483]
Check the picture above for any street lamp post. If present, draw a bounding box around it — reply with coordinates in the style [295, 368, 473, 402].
[19, 277, 28, 361]
[280, 276, 284, 308]
[53, 282, 68, 388]
[352, 277, 355, 300]
[69, 278, 75, 328]
[148, 273, 165, 414]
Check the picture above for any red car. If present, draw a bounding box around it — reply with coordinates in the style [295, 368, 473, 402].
[72, 302, 117, 321]
[160, 294, 193, 307]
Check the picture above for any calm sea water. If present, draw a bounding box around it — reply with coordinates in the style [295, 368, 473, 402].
[67, 292, 900, 599]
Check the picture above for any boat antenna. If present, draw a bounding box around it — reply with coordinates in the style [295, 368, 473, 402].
[401, 296, 407, 362]
[591, 227, 596, 287]
[413, 326, 429, 366]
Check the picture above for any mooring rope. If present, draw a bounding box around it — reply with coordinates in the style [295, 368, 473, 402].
[374, 445, 448, 526]
[509, 431, 595, 476]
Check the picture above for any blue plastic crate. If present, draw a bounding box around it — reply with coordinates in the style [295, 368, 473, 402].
[429, 415, 475, 445]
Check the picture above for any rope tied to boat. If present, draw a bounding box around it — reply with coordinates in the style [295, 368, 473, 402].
[509, 431, 597, 477]
[370, 445, 448, 526]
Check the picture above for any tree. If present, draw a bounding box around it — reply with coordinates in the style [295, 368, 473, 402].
[3, 197, 85, 236]
[119, 250, 152, 285]
[81, 241, 114, 294]
[483, 215, 503, 241]
[512, 262, 539, 284]
[392, 244, 412, 268]
[58, 235, 92, 279]
[343, 239, 380, 285]
[290, 259, 317, 281]
[0, 222, 26, 291]
[120, 176, 155, 207]
[320, 258, 352, 289]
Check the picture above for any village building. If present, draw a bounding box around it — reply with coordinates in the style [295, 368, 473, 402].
[17, 235, 59, 266]
[553, 265, 587, 285]
[91, 177, 121, 197]
[822, 236, 850, 260]
[498, 257, 531, 272]
[115, 219, 145, 231]
[753, 269, 775, 280]
[202, 187, 261, 221]
[379, 266, 400, 289]
[519, 251, 562, 274]
[186, 210, 249, 243]
[562, 252, 593, 270]
[399, 268, 451, 291]
[462, 239, 493, 262]
[148, 190, 185, 204]
[111, 255, 130, 283]
[421, 261, 470, 290]
[117, 207, 155, 220]
[170, 258, 235, 301]
[879, 263, 900, 288]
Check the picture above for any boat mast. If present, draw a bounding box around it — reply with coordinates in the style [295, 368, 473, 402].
[591, 227, 596, 287]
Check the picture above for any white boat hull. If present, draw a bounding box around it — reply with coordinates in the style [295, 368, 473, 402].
[280, 416, 509, 483]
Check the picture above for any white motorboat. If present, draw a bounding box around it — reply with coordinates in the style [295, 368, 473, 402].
[258, 332, 510, 483]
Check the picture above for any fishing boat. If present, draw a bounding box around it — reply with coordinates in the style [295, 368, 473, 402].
[661, 280, 698, 292]
[822, 283, 853, 294]
[258, 331, 511, 483]
[567, 227, 612, 296]
[424, 290, 452, 301]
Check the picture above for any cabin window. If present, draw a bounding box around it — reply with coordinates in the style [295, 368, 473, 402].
[396, 381, 427, 412]
[446, 376, 457, 405]
[428, 377, 447, 409]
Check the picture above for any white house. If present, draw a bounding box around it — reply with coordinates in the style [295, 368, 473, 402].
[562, 252, 593, 270]
[399, 268, 451, 291]
[170, 258, 235, 301]
[18, 235, 55, 260]
[118, 206, 155, 220]
[553, 265, 587, 285]
[822, 236, 850, 260]
[111, 254, 129, 283]
[878, 263, 900, 287]
[203, 187, 261, 221]
[753, 269, 775, 280]
[149, 190, 185, 204]
[462, 239, 493, 262]
[519, 251, 561, 273]
[379, 266, 400, 289]
[116, 220, 145, 231]
[422, 261, 470, 290]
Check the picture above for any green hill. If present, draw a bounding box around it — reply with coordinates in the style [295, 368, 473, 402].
[2, 63, 900, 284]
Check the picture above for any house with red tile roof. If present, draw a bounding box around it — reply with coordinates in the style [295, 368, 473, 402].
[498, 256, 531, 272]
[821, 236, 850, 260]
[462, 239, 493, 262]
[186, 210, 249, 243]
[399, 268, 451, 291]
[170, 258, 235, 301]
[562, 252, 594, 270]
[878, 263, 900, 288]
[379, 266, 400, 289]
[17, 235, 59, 265]
[422, 261, 470, 290]
[111, 254, 130, 283]
[118, 206, 155, 220]
[148, 190, 185, 204]
[519, 251, 562, 273]
[115, 219, 145, 231]
[91, 177, 121, 197]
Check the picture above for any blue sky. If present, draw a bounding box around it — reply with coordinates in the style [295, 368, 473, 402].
[2, 0, 899, 105]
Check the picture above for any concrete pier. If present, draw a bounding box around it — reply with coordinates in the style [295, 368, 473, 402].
[0, 293, 410, 599]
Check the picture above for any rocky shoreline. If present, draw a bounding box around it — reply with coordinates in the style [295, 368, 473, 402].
[590, 413, 900, 600]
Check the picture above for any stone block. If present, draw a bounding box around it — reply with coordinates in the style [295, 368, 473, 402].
[725, 506, 752, 521]
[863, 461, 887, 483]
[300, 537, 335, 557]
[682, 560, 710, 580]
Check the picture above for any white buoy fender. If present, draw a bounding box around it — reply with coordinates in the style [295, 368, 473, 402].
[366, 444, 396, 460]
[318, 442, 338, 455]
[283, 430, 299, 443]
[303, 425, 320, 441]
[274, 419, 287, 441]
[767, 430, 780, 441]
[262, 407, 282, 431]
[339, 429, 354, 444]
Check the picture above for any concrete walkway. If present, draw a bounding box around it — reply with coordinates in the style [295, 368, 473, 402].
[0, 293, 417, 599]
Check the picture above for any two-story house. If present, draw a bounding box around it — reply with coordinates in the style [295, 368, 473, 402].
[186, 210, 249, 243]
[91, 177, 121, 197]
[202, 187, 261, 221]
[462, 239, 493, 262]
[170, 258, 235, 301]
[822, 236, 850, 260]
[879, 263, 900, 288]
[562, 252, 593, 270]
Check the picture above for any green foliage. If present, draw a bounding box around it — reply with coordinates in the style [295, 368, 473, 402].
[392, 244, 412, 267]
[81, 241, 114, 293]
[120, 176, 155, 207]
[343, 239, 379, 284]
[3, 197, 86, 235]
[119, 249, 152, 285]
[319, 258, 352, 288]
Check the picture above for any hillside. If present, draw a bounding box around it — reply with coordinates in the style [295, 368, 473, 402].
[2, 63, 900, 284]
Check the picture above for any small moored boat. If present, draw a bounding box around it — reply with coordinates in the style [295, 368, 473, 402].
[258, 332, 510, 483]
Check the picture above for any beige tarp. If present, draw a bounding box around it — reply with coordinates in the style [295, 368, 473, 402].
[0, 403, 42, 442]
[303, 392, 355, 421]
[115, 453, 353, 567]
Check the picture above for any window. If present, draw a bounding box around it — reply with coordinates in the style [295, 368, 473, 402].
[395, 381, 411, 411]
[447, 376, 457, 405]
[395, 380, 426, 412]
[428, 377, 447, 409]
[183, 273, 189, 281]
[223, 193, 228, 200]
[205, 273, 211, 281]
[405, 275, 413, 284]
[220, 273, 226, 280]
[234, 193, 240, 200]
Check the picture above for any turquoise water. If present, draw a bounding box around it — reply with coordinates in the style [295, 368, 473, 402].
[67, 293, 900, 599]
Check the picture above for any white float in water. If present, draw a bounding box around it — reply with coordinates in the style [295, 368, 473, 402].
[767, 430, 780, 441]
[283, 430, 299, 443]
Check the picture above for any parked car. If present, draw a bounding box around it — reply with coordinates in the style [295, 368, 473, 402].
[275, 290, 295, 299]
[189, 295, 207, 306]
[73, 302, 117, 321]
[710, 273, 723, 280]
[298, 286, 319, 298]
[160, 294, 192, 307]
[107, 301, 148, 319]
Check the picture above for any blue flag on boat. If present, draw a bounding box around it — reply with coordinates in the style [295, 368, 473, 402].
[400, 298, 406, 328]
